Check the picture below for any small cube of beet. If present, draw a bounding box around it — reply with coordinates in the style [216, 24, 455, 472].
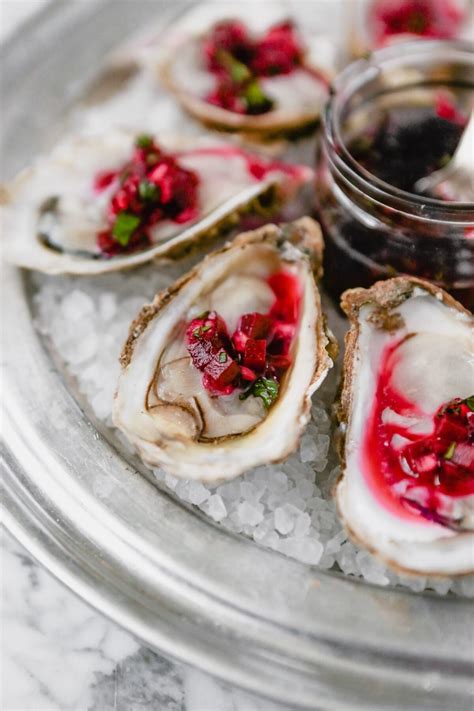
[238, 312, 272, 339]
[243, 339, 266, 371]
[204, 350, 240, 387]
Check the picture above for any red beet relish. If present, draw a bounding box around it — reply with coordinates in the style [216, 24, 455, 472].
[370, 0, 464, 45]
[203, 20, 303, 115]
[185, 270, 301, 403]
[363, 338, 474, 528]
[93, 135, 199, 256]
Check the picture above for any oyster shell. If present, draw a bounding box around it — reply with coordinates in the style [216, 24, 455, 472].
[337, 277, 474, 576]
[113, 217, 336, 482]
[154, 6, 331, 139]
[1, 130, 312, 275]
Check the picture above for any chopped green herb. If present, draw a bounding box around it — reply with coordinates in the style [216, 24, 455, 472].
[243, 80, 274, 114]
[217, 50, 251, 84]
[193, 323, 211, 338]
[146, 152, 159, 166]
[240, 376, 279, 409]
[444, 441, 456, 460]
[196, 310, 210, 320]
[219, 352, 227, 363]
[112, 211, 141, 246]
[138, 179, 159, 202]
[465, 395, 474, 412]
[135, 134, 153, 149]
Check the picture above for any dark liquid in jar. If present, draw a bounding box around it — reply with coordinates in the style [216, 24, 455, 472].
[318, 104, 474, 309]
[349, 106, 465, 197]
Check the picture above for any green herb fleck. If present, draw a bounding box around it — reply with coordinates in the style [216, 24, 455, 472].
[217, 50, 251, 84]
[243, 80, 274, 114]
[196, 310, 210, 320]
[465, 395, 474, 412]
[219, 352, 227, 363]
[193, 327, 201, 338]
[112, 212, 141, 246]
[444, 442, 456, 460]
[439, 152, 452, 168]
[201, 324, 211, 333]
[240, 376, 279, 409]
[135, 134, 153, 149]
[138, 180, 159, 202]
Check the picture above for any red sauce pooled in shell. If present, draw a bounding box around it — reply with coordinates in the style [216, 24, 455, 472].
[363, 337, 474, 528]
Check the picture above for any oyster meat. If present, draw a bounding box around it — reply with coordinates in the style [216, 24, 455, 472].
[337, 277, 474, 576]
[114, 218, 336, 482]
[155, 7, 331, 138]
[1, 130, 312, 275]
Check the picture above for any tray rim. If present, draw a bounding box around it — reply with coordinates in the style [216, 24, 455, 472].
[1, 2, 473, 708]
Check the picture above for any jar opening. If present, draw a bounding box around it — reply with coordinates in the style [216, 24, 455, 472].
[324, 40, 474, 218]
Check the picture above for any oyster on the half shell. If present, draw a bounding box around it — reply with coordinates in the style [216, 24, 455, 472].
[337, 278, 474, 576]
[155, 8, 331, 139]
[113, 218, 336, 482]
[1, 130, 312, 275]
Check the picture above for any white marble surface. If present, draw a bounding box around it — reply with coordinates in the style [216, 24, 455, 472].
[1, 528, 293, 711]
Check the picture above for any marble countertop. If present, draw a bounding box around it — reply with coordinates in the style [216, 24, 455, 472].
[2, 529, 290, 711]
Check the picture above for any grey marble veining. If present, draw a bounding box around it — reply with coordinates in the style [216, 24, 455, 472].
[1, 528, 297, 711]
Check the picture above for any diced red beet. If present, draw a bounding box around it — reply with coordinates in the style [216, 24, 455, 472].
[240, 366, 257, 381]
[93, 170, 118, 192]
[404, 441, 440, 475]
[435, 415, 467, 442]
[268, 271, 301, 324]
[250, 21, 302, 76]
[267, 354, 292, 375]
[267, 321, 295, 356]
[243, 339, 266, 371]
[187, 338, 213, 370]
[204, 353, 240, 387]
[232, 330, 248, 353]
[451, 442, 474, 472]
[203, 373, 236, 396]
[238, 312, 272, 338]
[95, 136, 199, 255]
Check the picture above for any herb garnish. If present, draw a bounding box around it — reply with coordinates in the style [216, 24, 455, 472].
[112, 212, 141, 246]
[138, 180, 160, 202]
[240, 376, 279, 409]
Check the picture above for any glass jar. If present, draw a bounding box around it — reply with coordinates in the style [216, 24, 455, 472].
[316, 40, 474, 309]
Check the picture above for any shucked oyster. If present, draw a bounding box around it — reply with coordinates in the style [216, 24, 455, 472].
[337, 278, 474, 576]
[114, 218, 336, 482]
[1, 130, 312, 275]
[156, 8, 331, 139]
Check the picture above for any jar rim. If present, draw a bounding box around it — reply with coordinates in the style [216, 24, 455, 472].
[323, 39, 474, 216]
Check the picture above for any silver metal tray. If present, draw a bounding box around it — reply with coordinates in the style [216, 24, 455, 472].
[1, 2, 473, 708]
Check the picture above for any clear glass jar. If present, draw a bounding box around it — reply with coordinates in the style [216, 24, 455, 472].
[316, 40, 474, 309]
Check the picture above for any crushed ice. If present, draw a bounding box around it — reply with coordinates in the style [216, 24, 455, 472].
[32, 266, 473, 597]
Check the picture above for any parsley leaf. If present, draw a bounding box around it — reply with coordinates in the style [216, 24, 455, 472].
[217, 50, 251, 84]
[444, 442, 456, 460]
[112, 212, 141, 246]
[135, 134, 153, 149]
[244, 80, 274, 114]
[138, 180, 159, 202]
[240, 376, 279, 409]
[465, 395, 474, 412]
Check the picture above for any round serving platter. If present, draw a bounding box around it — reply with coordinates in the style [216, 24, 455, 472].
[1, 2, 473, 708]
